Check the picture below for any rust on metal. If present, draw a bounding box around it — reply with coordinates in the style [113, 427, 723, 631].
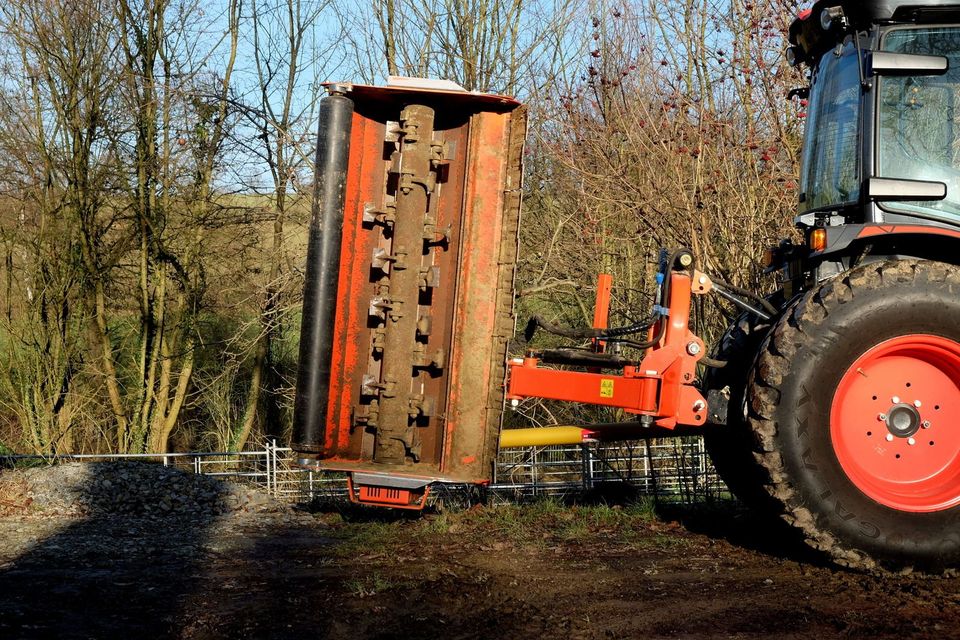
[305, 82, 526, 484]
[371, 103, 438, 464]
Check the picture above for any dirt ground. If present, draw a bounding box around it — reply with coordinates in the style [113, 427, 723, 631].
[2, 471, 960, 639]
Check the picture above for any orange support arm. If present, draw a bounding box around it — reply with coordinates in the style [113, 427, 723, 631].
[508, 359, 659, 412]
[592, 273, 613, 352]
[507, 270, 710, 430]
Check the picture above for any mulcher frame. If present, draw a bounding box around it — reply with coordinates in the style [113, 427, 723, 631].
[292, 82, 526, 508]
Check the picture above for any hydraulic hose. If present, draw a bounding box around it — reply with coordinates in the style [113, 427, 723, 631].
[711, 277, 778, 317]
[523, 248, 694, 345]
[520, 248, 752, 370]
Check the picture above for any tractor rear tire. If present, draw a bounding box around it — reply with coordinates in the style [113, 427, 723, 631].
[748, 259, 960, 570]
[704, 309, 780, 510]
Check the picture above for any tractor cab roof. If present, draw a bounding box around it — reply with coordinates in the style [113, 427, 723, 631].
[789, 1, 960, 67]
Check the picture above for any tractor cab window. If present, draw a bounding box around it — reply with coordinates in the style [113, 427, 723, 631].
[800, 42, 862, 213]
[879, 27, 960, 220]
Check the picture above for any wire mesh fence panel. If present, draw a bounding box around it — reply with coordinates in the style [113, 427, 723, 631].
[491, 437, 729, 503]
[270, 447, 348, 501]
[1, 436, 729, 505]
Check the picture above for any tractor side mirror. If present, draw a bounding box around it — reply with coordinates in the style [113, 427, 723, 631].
[865, 177, 947, 201]
[869, 51, 949, 76]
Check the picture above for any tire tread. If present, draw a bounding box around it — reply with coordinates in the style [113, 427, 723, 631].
[745, 259, 953, 570]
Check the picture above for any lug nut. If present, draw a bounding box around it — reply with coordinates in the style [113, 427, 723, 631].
[878, 413, 887, 421]
[923, 421, 931, 429]
[686, 342, 702, 356]
[892, 396, 901, 404]
[908, 437, 916, 446]
[914, 400, 922, 408]
[886, 434, 894, 442]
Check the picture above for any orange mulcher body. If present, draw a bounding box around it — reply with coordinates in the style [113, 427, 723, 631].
[291, 80, 526, 508]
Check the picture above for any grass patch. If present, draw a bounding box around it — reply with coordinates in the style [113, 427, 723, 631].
[344, 573, 394, 597]
[321, 495, 679, 557]
[328, 520, 408, 557]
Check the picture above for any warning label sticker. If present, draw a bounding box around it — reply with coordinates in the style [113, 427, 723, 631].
[600, 379, 615, 398]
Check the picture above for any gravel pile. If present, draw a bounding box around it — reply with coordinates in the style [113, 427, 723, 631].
[0, 461, 284, 519]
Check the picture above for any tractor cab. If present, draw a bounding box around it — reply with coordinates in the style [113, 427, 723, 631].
[780, 1, 960, 287]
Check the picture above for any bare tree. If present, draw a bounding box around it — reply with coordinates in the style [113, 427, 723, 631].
[202, 0, 334, 452]
[0, 0, 120, 453]
[112, 0, 243, 452]
[513, 0, 803, 427]
[340, 0, 582, 94]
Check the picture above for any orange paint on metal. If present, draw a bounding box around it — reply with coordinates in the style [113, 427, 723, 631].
[324, 113, 386, 457]
[857, 224, 960, 241]
[592, 274, 613, 329]
[592, 273, 613, 352]
[508, 362, 654, 411]
[442, 111, 513, 477]
[831, 334, 960, 512]
[505, 271, 708, 429]
[640, 369, 659, 413]
[348, 475, 431, 510]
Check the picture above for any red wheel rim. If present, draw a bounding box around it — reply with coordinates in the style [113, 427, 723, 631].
[831, 334, 960, 512]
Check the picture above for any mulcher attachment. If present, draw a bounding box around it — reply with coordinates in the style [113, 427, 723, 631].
[292, 80, 526, 500]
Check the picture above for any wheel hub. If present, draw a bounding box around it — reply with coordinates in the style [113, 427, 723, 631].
[831, 334, 960, 513]
[885, 403, 922, 438]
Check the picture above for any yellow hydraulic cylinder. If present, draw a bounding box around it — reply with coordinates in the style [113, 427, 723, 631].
[498, 427, 594, 448]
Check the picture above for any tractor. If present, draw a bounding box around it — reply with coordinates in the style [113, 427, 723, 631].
[291, 1, 960, 571]
[700, 0, 960, 571]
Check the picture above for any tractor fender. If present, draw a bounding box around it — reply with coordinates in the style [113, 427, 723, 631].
[813, 222, 960, 268]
